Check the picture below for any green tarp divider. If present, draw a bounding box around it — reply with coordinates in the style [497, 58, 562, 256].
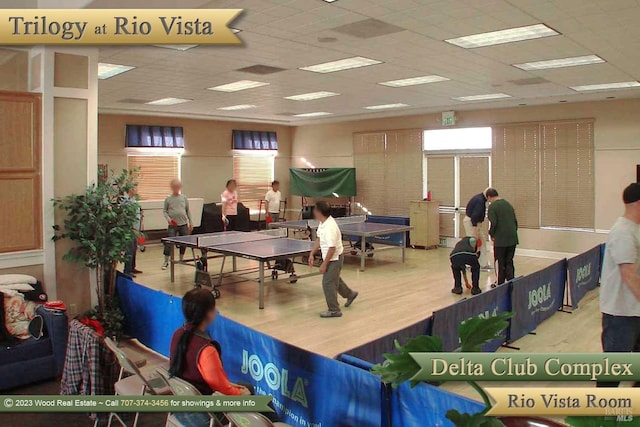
[289, 168, 357, 197]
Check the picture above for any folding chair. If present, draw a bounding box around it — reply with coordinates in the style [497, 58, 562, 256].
[155, 368, 292, 427]
[103, 337, 171, 427]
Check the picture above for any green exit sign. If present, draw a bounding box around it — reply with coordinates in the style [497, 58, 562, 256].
[442, 111, 456, 126]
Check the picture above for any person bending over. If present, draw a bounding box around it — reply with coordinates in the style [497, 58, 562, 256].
[221, 179, 239, 231]
[162, 179, 193, 270]
[169, 288, 252, 427]
[309, 201, 358, 318]
[450, 237, 481, 296]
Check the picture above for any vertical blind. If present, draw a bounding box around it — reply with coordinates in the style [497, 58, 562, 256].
[127, 155, 180, 201]
[541, 121, 594, 229]
[426, 156, 456, 237]
[492, 124, 540, 228]
[233, 155, 274, 212]
[353, 130, 423, 216]
[125, 125, 184, 148]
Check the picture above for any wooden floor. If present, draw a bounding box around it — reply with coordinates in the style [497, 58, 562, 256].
[131, 243, 600, 361]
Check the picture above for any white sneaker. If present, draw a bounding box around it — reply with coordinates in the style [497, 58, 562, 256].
[162, 260, 169, 270]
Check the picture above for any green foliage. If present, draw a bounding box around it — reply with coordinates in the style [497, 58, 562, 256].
[53, 168, 139, 322]
[565, 417, 640, 427]
[446, 410, 505, 427]
[86, 296, 125, 340]
[371, 335, 442, 388]
[459, 312, 513, 352]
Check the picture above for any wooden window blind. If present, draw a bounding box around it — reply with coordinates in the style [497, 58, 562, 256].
[353, 132, 386, 215]
[492, 124, 540, 228]
[233, 155, 274, 212]
[459, 156, 490, 209]
[127, 155, 180, 201]
[540, 121, 595, 229]
[353, 130, 422, 216]
[426, 156, 455, 207]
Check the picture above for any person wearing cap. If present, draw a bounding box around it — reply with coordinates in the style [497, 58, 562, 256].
[486, 188, 519, 286]
[598, 183, 640, 387]
[463, 188, 491, 268]
[450, 236, 482, 295]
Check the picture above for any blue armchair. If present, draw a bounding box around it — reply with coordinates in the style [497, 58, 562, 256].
[0, 306, 69, 391]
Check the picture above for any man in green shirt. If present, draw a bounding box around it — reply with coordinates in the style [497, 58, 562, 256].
[486, 188, 518, 286]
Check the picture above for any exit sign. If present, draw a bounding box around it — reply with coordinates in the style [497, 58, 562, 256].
[442, 111, 456, 126]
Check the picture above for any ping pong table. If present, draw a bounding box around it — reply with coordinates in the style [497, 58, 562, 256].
[162, 229, 316, 309]
[269, 215, 413, 271]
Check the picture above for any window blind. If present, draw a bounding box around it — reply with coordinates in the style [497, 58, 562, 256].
[232, 130, 278, 150]
[353, 132, 386, 215]
[127, 155, 180, 201]
[540, 121, 594, 229]
[125, 125, 184, 148]
[459, 156, 490, 209]
[426, 156, 455, 207]
[492, 124, 540, 228]
[233, 155, 274, 212]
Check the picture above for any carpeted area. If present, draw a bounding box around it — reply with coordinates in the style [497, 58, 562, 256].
[0, 379, 167, 427]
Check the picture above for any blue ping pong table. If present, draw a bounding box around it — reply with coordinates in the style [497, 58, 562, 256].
[269, 215, 413, 271]
[162, 229, 316, 309]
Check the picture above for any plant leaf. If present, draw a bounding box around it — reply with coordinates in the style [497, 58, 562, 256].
[459, 312, 513, 352]
[446, 410, 505, 427]
[371, 335, 442, 388]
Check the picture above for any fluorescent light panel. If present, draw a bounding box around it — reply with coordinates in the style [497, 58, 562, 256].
[300, 56, 382, 73]
[218, 104, 257, 111]
[570, 81, 640, 91]
[379, 75, 449, 87]
[285, 91, 340, 101]
[453, 93, 511, 101]
[364, 103, 409, 110]
[514, 54, 605, 70]
[445, 24, 559, 49]
[293, 112, 332, 117]
[146, 97, 192, 105]
[208, 80, 270, 92]
[98, 62, 135, 79]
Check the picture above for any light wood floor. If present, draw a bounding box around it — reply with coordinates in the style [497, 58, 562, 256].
[131, 243, 600, 361]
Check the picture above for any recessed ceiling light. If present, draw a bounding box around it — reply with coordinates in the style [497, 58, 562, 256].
[300, 56, 382, 73]
[364, 103, 409, 110]
[293, 112, 333, 117]
[145, 97, 192, 106]
[445, 24, 559, 49]
[570, 81, 640, 91]
[218, 104, 257, 111]
[153, 45, 198, 51]
[322, 0, 339, 2]
[513, 54, 605, 71]
[453, 93, 512, 101]
[98, 62, 135, 79]
[285, 91, 340, 101]
[379, 75, 449, 87]
[207, 80, 270, 92]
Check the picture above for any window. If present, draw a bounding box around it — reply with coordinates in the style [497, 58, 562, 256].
[232, 130, 278, 150]
[540, 121, 594, 229]
[233, 154, 274, 213]
[423, 127, 492, 151]
[127, 154, 181, 200]
[125, 125, 184, 148]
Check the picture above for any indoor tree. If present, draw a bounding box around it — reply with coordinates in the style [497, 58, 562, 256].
[52, 168, 140, 337]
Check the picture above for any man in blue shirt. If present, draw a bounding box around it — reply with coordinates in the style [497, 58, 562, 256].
[463, 188, 491, 269]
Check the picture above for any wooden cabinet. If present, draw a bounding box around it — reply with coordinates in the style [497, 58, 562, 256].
[409, 201, 440, 248]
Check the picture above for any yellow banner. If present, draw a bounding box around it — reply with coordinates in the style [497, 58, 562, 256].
[486, 387, 638, 417]
[0, 9, 242, 45]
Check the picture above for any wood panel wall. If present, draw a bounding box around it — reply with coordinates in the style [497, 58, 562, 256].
[0, 91, 42, 252]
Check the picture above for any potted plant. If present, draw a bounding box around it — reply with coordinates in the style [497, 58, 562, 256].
[371, 313, 621, 427]
[53, 169, 140, 340]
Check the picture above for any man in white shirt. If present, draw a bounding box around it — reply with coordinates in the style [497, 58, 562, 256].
[265, 180, 282, 222]
[309, 201, 358, 318]
[599, 182, 640, 387]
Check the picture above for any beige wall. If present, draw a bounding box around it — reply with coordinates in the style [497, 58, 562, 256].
[98, 114, 293, 205]
[0, 264, 44, 281]
[292, 98, 640, 253]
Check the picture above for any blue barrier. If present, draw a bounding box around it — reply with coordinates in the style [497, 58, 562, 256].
[510, 259, 567, 342]
[392, 382, 484, 427]
[340, 317, 432, 364]
[117, 276, 382, 427]
[368, 215, 411, 247]
[432, 284, 511, 352]
[567, 246, 601, 308]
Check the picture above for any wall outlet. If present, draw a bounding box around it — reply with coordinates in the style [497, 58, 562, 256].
[69, 303, 77, 315]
